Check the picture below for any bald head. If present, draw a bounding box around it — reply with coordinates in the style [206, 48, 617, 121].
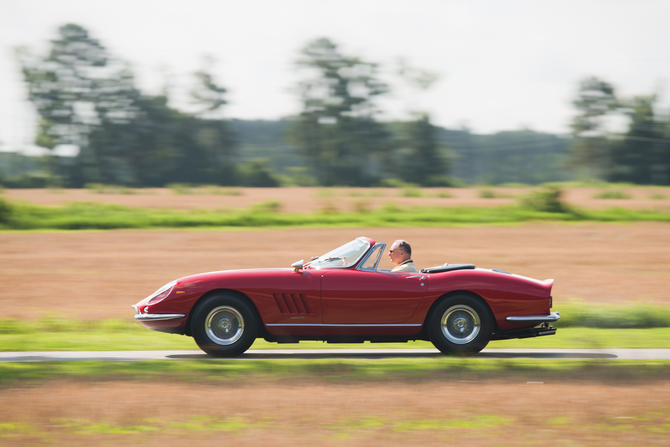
[388, 239, 412, 266]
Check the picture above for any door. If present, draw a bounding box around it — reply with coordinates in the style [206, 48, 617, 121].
[321, 269, 428, 324]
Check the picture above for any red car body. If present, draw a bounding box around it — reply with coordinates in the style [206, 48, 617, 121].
[133, 237, 559, 356]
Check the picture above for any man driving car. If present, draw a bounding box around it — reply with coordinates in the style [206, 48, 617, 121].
[388, 240, 418, 273]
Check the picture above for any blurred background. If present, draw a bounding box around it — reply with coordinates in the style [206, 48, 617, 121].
[1, 0, 669, 189]
[1, 4, 670, 445]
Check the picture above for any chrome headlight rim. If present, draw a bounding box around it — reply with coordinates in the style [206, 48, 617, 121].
[147, 280, 177, 305]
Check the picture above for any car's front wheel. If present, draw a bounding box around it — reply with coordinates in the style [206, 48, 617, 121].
[428, 295, 493, 355]
[191, 293, 258, 357]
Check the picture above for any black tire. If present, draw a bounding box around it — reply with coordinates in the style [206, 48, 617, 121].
[190, 293, 259, 357]
[428, 294, 493, 355]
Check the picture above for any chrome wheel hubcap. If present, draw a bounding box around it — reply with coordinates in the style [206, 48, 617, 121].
[441, 304, 481, 345]
[205, 306, 244, 345]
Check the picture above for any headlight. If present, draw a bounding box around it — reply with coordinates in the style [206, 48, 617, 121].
[147, 281, 177, 304]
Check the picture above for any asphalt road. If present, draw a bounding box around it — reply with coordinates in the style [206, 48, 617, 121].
[1, 348, 670, 362]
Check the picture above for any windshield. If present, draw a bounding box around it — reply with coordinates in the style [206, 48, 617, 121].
[307, 238, 371, 269]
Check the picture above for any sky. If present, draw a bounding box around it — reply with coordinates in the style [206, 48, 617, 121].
[1, 0, 670, 153]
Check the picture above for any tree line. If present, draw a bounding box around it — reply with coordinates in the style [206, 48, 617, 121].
[4, 24, 669, 188]
[569, 77, 670, 185]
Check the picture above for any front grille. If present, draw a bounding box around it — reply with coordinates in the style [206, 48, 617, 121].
[274, 293, 313, 315]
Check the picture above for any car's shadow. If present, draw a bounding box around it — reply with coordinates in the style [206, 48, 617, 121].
[167, 351, 617, 360]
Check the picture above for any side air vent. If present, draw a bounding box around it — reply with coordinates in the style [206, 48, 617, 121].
[274, 293, 313, 315]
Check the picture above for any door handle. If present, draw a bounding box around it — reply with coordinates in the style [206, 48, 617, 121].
[406, 275, 426, 280]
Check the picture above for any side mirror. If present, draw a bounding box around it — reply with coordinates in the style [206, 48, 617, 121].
[291, 259, 304, 273]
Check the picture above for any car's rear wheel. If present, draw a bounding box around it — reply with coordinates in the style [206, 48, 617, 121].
[191, 293, 258, 357]
[428, 295, 493, 355]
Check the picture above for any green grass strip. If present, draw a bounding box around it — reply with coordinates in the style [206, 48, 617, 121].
[3, 303, 670, 336]
[2, 358, 670, 387]
[2, 199, 670, 230]
[0, 326, 669, 351]
[0, 414, 517, 437]
[554, 301, 670, 329]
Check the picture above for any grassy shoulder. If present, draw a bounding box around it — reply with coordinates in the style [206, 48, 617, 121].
[2, 357, 670, 387]
[1, 326, 669, 352]
[1, 197, 670, 230]
[2, 317, 670, 385]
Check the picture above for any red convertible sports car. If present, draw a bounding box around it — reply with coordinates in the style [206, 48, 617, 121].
[132, 237, 559, 357]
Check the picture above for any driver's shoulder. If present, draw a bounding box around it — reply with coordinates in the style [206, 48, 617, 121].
[392, 261, 418, 273]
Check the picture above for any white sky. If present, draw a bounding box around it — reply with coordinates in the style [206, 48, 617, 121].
[2, 0, 670, 153]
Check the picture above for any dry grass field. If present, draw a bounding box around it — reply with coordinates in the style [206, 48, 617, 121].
[1, 223, 668, 319]
[4, 186, 670, 213]
[4, 187, 667, 318]
[1, 381, 668, 446]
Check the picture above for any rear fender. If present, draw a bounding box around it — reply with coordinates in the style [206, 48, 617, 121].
[424, 290, 498, 333]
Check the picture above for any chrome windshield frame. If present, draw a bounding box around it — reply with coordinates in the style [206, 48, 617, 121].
[356, 242, 386, 272]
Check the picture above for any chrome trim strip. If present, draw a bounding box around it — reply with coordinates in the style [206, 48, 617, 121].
[266, 323, 422, 327]
[506, 312, 560, 323]
[134, 313, 186, 321]
[371, 243, 385, 270]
